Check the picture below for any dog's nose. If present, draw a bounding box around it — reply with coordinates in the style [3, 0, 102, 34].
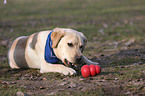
[75, 56, 82, 61]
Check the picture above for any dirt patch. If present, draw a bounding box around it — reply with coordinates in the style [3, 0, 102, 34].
[0, 39, 145, 96]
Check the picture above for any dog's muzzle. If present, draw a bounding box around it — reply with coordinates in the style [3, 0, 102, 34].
[63, 56, 84, 70]
[64, 59, 74, 67]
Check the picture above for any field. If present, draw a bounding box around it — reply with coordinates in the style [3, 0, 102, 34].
[0, 0, 145, 95]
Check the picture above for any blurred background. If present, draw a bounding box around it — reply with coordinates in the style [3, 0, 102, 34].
[0, 0, 145, 40]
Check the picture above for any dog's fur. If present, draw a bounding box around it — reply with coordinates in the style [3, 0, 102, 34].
[8, 28, 98, 75]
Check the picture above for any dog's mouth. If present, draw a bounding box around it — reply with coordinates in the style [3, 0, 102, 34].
[63, 59, 77, 68]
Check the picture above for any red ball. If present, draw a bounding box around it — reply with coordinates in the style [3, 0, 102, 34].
[81, 65, 91, 78]
[95, 65, 101, 74]
[90, 64, 97, 76]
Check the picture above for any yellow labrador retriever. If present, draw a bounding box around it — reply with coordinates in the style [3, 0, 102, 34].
[8, 28, 98, 75]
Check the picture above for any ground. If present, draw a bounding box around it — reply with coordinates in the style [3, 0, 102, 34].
[0, 0, 145, 96]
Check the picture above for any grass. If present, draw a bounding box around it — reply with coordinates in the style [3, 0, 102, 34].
[0, 0, 145, 95]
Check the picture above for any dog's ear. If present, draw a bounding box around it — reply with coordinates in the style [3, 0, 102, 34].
[78, 32, 87, 52]
[78, 32, 87, 44]
[51, 28, 65, 48]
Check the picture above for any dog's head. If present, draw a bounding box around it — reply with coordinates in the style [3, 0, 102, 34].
[51, 28, 87, 68]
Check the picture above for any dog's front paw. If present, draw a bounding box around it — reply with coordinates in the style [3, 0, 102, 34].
[61, 67, 77, 75]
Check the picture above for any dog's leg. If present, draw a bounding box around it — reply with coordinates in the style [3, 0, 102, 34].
[40, 63, 76, 75]
[80, 55, 99, 65]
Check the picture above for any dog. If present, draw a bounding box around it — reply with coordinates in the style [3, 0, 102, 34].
[8, 28, 98, 75]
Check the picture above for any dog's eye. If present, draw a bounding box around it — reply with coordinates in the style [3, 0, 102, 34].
[80, 45, 83, 49]
[67, 43, 73, 47]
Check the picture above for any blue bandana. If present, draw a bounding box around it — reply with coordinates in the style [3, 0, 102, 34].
[44, 31, 60, 63]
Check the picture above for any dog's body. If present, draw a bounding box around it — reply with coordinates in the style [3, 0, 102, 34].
[8, 28, 98, 75]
